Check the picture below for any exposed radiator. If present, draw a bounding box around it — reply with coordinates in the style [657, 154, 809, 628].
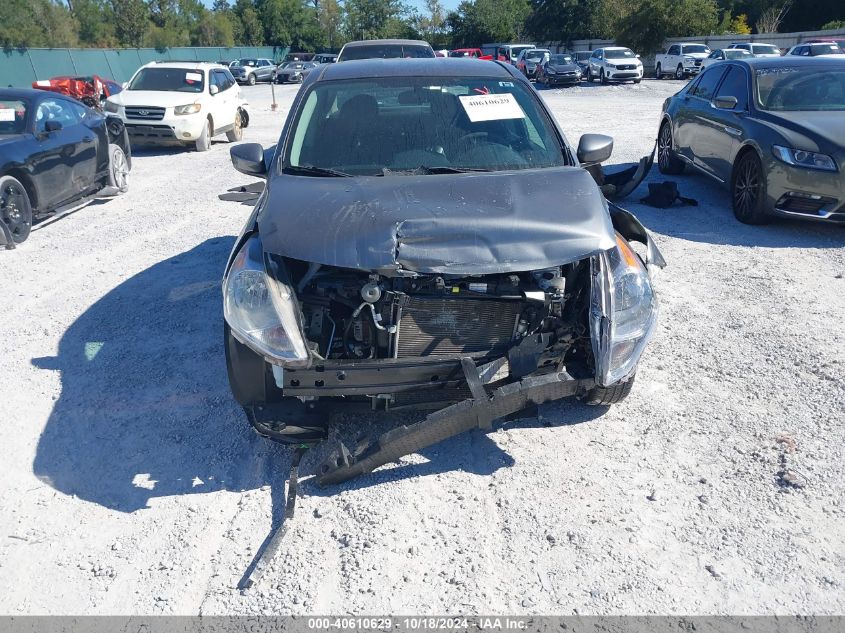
[395, 297, 522, 358]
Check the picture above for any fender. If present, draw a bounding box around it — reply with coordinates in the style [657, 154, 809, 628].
[608, 202, 667, 268]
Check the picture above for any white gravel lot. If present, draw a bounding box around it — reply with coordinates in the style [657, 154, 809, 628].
[0, 79, 843, 616]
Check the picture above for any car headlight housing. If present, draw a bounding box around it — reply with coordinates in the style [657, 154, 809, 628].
[104, 100, 120, 113]
[606, 62, 616, 68]
[591, 234, 658, 386]
[772, 145, 838, 172]
[174, 103, 201, 115]
[223, 234, 310, 366]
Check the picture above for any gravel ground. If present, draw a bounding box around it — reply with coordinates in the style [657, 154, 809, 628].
[0, 79, 843, 616]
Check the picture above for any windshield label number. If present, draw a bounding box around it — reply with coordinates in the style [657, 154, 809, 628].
[459, 93, 525, 122]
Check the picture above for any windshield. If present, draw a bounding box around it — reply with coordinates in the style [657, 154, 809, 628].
[684, 45, 710, 54]
[756, 68, 845, 111]
[812, 43, 843, 55]
[0, 99, 27, 135]
[525, 50, 548, 62]
[549, 55, 573, 64]
[284, 76, 567, 176]
[753, 45, 780, 55]
[508, 46, 533, 59]
[239, 59, 257, 67]
[340, 45, 435, 61]
[606, 48, 635, 59]
[725, 49, 751, 59]
[128, 68, 205, 93]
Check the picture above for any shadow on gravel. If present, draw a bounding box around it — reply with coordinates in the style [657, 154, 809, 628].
[627, 171, 845, 249]
[30, 237, 294, 513]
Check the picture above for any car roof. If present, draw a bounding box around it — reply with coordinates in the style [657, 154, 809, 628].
[722, 56, 845, 70]
[312, 57, 516, 81]
[144, 61, 218, 70]
[604, 46, 631, 50]
[342, 39, 431, 48]
[0, 87, 71, 101]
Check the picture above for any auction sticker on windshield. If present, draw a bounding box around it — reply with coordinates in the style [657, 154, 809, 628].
[185, 72, 203, 83]
[459, 93, 525, 122]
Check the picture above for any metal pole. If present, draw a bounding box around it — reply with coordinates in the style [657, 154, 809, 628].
[271, 81, 277, 111]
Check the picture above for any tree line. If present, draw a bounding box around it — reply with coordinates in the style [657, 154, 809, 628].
[0, 0, 842, 54]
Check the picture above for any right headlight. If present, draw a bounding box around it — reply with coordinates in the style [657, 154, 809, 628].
[772, 145, 838, 172]
[104, 100, 120, 113]
[174, 103, 201, 115]
[223, 234, 310, 366]
[591, 234, 658, 386]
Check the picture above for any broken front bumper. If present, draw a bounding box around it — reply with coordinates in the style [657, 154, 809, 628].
[315, 357, 594, 486]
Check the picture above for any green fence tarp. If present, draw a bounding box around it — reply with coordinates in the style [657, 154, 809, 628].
[0, 46, 288, 88]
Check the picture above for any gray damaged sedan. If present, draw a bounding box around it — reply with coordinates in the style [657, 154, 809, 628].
[222, 58, 665, 485]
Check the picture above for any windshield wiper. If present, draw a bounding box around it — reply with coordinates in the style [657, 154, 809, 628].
[379, 166, 493, 176]
[283, 164, 351, 177]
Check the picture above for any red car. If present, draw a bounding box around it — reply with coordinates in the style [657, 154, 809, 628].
[448, 48, 493, 60]
[32, 75, 122, 110]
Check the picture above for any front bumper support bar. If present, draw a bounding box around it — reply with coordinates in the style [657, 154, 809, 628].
[315, 358, 593, 486]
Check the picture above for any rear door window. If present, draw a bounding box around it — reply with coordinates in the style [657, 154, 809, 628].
[690, 67, 726, 100]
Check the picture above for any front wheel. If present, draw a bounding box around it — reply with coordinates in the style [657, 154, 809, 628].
[675, 64, 685, 80]
[247, 74, 256, 86]
[195, 119, 212, 152]
[0, 175, 32, 244]
[655, 63, 662, 79]
[634, 78, 641, 84]
[732, 151, 770, 225]
[585, 375, 635, 405]
[106, 144, 129, 193]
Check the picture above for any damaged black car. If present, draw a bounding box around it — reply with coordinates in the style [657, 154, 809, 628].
[222, 58, 664, 485]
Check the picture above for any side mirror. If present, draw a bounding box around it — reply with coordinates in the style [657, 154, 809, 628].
[210, 84, 219, 95]
[713, 95, 738, 110]
[230, 142, 267, 177]
[577, 133, 613, 165]
[44, 120, 62, 133]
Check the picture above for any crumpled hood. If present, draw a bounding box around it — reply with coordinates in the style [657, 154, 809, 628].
[257, 166, 617, 275]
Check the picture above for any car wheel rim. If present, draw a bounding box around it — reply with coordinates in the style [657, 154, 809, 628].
[658, 126, 672, 169]
[735, 158, 760, 216]
[0, 182, 29, 237]
[112, 150, 128, 190]
[676, 66, 683, 79]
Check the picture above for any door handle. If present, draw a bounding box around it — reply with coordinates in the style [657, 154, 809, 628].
[723, 127, 742, 137]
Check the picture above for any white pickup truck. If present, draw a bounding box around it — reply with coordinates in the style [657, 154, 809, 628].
[654, 43, 712, 79]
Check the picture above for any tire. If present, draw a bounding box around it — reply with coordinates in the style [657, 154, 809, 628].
[247, 73, 256, 86]
[634, 78, 641, 84]
[657, 121, 685, 175]
[585, 374, 635, 405]
[226, 110, 244, 142]
[731, 151, 771, 225]
[600, 69, 607, 84]
[675, 64, 685, 80]
[107, 144, 129, 193]
[0, 175, 33, 244]
[655, 63, 662, 79]
[195, 118, 212, 152]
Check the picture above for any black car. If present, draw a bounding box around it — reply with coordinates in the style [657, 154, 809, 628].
[657, 57, 844, 224]
[536, 53, 584, 87]
[222, 58, 664, 485]
[0, 88, 131, 245]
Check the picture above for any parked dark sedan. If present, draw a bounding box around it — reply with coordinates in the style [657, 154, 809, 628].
[0, 89, 131, 245]
[222, 58, 664, 485]
[536, 53, 583, 87]
[658, 57, 845, 224]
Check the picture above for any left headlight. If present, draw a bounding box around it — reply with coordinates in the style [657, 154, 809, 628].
[104, 100, 120, 113]
[223, 234, 310, 366]
[772, 145, 838, 172]
[592, 234, 658, 386]
[174, 103, 201, 115]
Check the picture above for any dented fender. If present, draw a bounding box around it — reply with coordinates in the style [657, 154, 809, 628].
[608, 202, 666, 269]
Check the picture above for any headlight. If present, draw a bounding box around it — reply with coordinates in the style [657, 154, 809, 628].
[174, 103, 201, 115]
[606, 62, 616, 68]
[591, 234, 657, 386]
[104, 100, 119, 113]
[223, 234, 309, 366]
[772, 145, 837, 172]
